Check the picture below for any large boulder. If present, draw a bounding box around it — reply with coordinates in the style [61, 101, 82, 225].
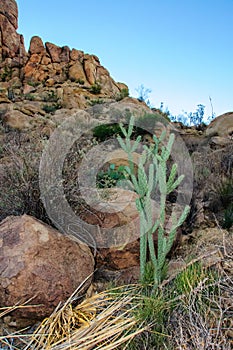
[0, 215, 94, 326]
[0, 0, 26, 61]
[206, 112, 233, 138]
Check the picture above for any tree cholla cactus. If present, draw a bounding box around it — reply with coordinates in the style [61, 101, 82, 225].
[117, 117, 190, 287]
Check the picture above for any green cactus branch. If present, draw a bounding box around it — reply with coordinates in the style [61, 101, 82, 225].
[117, 116, 190, 287]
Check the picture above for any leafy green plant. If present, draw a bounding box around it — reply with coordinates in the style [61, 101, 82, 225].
[27, 80, 40, 87]
[115, 88, 129, 101]
[76, 78, 85, 85]
[222, 204, 233, 229]
[42, 103, 61, 114]
[24, 93, 35, 101]
[43, 90, 59, 102]
[93, 123, 124, 142]
[120, 87, 129, 98]
[218, 178, 233, 209]
[117, 117, 189, 287]
[90, 82, 101, 94]
[1, 66, 13, 81]
[89, 98, 105, 106]
[96, 163, 128, 189]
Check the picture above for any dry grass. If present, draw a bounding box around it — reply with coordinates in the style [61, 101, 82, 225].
[168, 270, 233, 350]
[23, 285, 145, 350]
[0, 269, 232, 350]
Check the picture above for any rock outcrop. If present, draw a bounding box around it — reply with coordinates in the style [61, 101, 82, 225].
[0, 0, 26, 62]
[0, 215, 94, 326]
[206, 112, 233, 138]
[0, 0, 128, 109]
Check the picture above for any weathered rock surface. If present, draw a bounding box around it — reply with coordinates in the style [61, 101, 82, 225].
[0, 0, 128, 110]
[0, 215, 94, 326]
[0, 0, 26, 62]
[206, 112, 233, 138]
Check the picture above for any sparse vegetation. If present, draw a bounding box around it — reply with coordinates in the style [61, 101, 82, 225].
[115, 87, 129, 101]
[92, 123, 124, 141]
[1, 257, 231, 349]
[136, 84, 152, 107]
[27, 80, 41, 87]
[42, 103, 61, 114]
[43, 90, 59, 102]
[89, 98, 105, 106]
[24, 93, 35, 101]
[0, 66, 13, 81]
[89, 82, 101, 94]
[96, 163, 128, 189]
[75, 78, 85, 85]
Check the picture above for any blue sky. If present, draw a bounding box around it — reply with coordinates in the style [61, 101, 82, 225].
[17, 0, 233, 119]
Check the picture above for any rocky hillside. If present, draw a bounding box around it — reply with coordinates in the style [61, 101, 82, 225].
[0, 0, 129, 111]
[0, 0, 232, 342]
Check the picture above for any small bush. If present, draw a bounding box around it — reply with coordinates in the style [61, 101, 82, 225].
[218, 178, 233, 209]
[43, 90, 59, 102]
[42, 103, 61, 114]
[92, 123, 123, 141]
[76, 78, 85, 85]
[24, 93, 35, 101]
[96, 163, 128, 189]
[1, 66, 13, 82]
[90, 83, 101, 94]
[89, 98, 105, 106]
[115, 88, 129, 101]
[27, 80, 40, 87]
[222, 204, 233, 229]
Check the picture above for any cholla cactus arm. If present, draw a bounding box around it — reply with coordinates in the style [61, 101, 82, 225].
[136, 198, 148, 278]
[166, 205, 190, 255]
[118, 116, 190, 286]
[161, 133, 175, 162]
[124, 166, 140, 193]
[167, 164, 178, 191]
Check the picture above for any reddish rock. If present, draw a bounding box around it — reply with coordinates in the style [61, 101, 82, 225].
[60, 45, 70, 63]
[45, 42, 62, 63]
[0, 0, 26, 60]
[0, 0, 127, 109]
[70, 48, 84, 61]
[41, 55, 51, 65]
[0, 0, 18, 29]
[84, 55, 98, 85]
[2, 109, 33, 130]
[29, 36, 45, 55]
[0, 215, 94, 325]
[69, 61, 86, 82]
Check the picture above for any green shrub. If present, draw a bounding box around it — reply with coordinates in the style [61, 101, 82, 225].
[43, 90, 59, 102]
[96, 163, 128, 189]
[92, 123, 124, 141]
[76, 78, 85, 85]
[115, 87, 129, 101]
[42, 103, 61, 114]
[27, 80, 40, 87]
[90, 83, 101, 94]
[24, 93, 35, 101]
[222, 204, 233, 229]
[89, 98, 105, 106]
[218, 178, 233, 209]
[1, 67, 13, 81]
